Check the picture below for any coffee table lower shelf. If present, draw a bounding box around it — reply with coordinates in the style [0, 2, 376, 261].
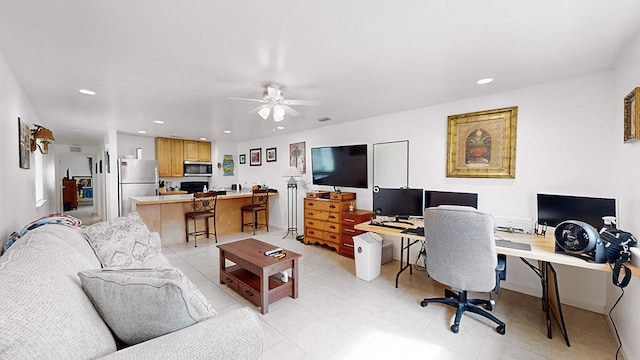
[221, 265, 293, 309]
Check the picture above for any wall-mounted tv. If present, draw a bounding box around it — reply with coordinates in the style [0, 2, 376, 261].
[311, 144, 368, 189]
[537, 193, 616, 228]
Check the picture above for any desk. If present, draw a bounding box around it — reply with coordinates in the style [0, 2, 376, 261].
[354, 220, 424, 288]
[354, 220, 640, 347]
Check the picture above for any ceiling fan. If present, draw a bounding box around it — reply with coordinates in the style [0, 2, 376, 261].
[227, 83, 318, 122]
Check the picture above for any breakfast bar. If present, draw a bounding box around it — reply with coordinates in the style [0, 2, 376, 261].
[131, 191, 277, 245]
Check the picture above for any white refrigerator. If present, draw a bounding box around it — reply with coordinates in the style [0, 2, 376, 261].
[118, 159, 158, 216]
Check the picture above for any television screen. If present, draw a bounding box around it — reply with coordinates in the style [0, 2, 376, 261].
[537, 193, 616, 228]
[425, 190, 478, 209]
[373, 187, 424, 219]
[311, 144, 368, 189]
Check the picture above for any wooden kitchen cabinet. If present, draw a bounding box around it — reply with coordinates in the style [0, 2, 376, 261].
[184, 140, 211, 162]
[155, 137, 184, 177]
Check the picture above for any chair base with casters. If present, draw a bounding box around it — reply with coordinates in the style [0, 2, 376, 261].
[421, 288, 505, 334]
[241, 189, 269, 235]
[185, 191, 218, 247]
[421, 254, 507, 335]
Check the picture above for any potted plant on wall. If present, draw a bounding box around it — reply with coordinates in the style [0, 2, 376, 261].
[466, 129, 491, 164]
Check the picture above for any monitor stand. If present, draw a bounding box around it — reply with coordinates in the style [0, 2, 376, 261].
[383, 215, 413, 225]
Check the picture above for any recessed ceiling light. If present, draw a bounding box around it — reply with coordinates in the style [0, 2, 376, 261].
[137, 130, 147, 134]
[73, 129, 81, 133]
[200, 137, 207, 140]
[154, 120, 165, 124]
[277, 126, 284, 130]
[476, 78, 494, 85]
[79, 89, 96, 95]
[223, 130, 231, 134]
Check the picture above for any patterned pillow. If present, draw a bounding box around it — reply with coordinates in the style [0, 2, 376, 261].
[82, 212, 161, 268]
[78, 267, 217, 346]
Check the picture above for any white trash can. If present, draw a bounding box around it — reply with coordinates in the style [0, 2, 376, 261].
[353, 232, 383, 281]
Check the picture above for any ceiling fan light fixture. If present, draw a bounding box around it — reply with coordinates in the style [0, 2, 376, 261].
[258, 107, 271, 120]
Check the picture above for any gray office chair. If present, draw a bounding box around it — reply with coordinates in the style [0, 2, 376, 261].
[421, 206, 506, 335]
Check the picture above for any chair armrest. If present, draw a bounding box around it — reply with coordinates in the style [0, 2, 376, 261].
[495, 254, 507, 293]
[97, 307, 263, 360]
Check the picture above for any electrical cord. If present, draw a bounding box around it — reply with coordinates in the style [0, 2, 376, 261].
[607, 261, 630, 360]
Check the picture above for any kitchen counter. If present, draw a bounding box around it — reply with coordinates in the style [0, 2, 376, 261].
[131, 191, 277, 244]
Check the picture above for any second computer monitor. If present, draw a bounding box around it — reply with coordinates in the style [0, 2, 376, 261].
[373, 187, 424, 219]
[425, 190, 478, 209]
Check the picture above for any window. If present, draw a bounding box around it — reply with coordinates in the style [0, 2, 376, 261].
[35, 151, 45, 207]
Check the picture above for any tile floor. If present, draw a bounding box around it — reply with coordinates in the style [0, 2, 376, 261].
[163, 230, 622, 360]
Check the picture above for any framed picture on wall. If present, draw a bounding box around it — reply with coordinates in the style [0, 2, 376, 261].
[250, 148, 262, 166]
[18, 117, 30, 169]
[446, 106, 518, 178]
[239, 154, 246, 164]
[289, 141, 306, 174]
[624, 87, 639, 142]
[266, 147, 277, 162]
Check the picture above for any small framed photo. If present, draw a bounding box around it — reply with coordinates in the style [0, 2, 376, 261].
[239, 154, 246, 164]
[266, 147, 277, 162]
[624, 87, 640, 142]
[250, 148, 262, 166]
[18, 117, 30, 169]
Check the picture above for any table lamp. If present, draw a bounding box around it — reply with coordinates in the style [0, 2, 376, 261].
[282, 167, 302, 185]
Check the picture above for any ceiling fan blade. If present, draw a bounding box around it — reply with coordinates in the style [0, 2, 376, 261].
[280, 104, 300, 116]
[249, 104, 268, 113]
[282, 99, 319, 106]
[226, 97, 266, 103]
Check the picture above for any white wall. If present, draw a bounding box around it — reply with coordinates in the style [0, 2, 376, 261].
[236, 63, 638, 357]
[609, 30, 640, 360]
[0, 51, 56, 248]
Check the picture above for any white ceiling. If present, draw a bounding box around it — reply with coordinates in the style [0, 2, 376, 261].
[1, 1, 639, 146]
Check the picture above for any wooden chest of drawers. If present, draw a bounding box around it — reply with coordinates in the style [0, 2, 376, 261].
[340, 210, 371, 258]
[303, 194, 353, 253]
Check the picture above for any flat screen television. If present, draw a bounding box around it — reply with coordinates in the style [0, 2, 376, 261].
[425, 190, 478, 209]
[311, 144, 368, 189]
[373, 187, 424, 222]
[537, 193, 616, 228]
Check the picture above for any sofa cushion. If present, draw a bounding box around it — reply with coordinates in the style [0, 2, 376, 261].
[83, 212, 161, 268]
[78, 267, 217, 346]
[0, 225, 117, 359]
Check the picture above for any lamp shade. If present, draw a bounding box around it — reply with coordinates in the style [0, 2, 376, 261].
[283, 166, 302, 184]
[35, 127, 55, 141]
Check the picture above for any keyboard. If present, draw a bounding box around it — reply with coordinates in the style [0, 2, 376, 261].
[368, 222, 405, 230]
[495, 239, 531, 251]
[401, 227, 424, 236]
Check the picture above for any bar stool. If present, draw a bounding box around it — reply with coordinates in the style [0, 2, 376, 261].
[241, 189, 270, 235]
[185, 191, 218, 247]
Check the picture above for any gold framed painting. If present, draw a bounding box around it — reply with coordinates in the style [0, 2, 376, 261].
[446, 106, 517, 178]
[624, 87, 639, 142]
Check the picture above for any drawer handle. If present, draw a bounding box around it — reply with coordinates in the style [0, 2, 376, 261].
[329, 235, 337, 240]
[329, 205, 336, 209]
[308, 221, 314, 225]
[329, 225, 337, 229]
[344, 219, 355, 223]
[308, 203, 314, 206]
[329, 215, 337, 220]
[344, 228, 356, 233]
[309, 230, 316, 235]
[343, 243, 354, 248]
[226, 278, 234, 284]
[244, 290, 254, 297]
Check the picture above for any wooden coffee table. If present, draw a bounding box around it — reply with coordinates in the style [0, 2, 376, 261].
[217, 238, 301, 314]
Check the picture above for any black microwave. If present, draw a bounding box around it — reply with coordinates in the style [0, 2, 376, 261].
[183, 161, 212, 177]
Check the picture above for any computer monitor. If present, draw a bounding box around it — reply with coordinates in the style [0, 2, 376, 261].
[373, 187, 424, 223]
[537, 193, 616, 228]
[425, 190, 478, 209]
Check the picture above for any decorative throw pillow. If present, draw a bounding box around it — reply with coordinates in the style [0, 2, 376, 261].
[82, 212, 161, 268]
[78, 267, 217, 346]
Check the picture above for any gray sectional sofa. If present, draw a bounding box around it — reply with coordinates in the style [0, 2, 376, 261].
[0, 216, 263, 359]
